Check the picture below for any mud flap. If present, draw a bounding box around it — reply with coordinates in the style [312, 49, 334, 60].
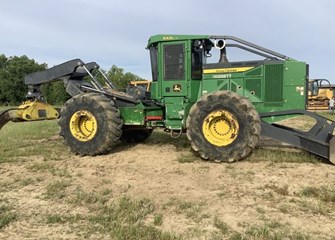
[328, 136, 335, 165]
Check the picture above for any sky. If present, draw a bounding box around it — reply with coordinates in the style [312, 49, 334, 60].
[0, 0, 334, 81]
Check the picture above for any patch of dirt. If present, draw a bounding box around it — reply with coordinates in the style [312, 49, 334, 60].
[1, 132, 335, 239]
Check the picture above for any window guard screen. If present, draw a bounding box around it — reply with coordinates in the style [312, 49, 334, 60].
[164, 44, 184, 80]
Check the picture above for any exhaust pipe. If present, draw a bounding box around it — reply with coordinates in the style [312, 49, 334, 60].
[214, 39, 229, 63]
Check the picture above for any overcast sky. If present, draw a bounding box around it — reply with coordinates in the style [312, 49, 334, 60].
[0, 0, 334, 81]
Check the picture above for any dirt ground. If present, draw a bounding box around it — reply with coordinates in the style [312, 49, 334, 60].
[1, 128, 335, 240]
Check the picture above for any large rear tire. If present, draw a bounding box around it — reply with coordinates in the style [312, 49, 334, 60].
[58, 93, 122, 156]
[186, 90, 261, 162]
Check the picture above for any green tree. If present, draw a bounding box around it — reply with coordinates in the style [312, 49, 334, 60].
[0, 55, 46, 105]
[41, 81, 70, 105]
[106, 65, 143, 89]
[0, 54, 8, 104]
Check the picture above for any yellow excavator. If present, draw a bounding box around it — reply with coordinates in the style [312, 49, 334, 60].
[308, 79, 334, 110]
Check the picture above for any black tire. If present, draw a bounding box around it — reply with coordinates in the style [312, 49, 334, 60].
[120, 129, 153, 143]
[186, 90, 261, 162]
[58, 93, 122, 156]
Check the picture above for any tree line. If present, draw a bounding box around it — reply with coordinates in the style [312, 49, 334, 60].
[0, 54, 143, 105]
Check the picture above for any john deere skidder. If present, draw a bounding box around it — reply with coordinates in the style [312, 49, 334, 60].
[1, 34, 335, 163]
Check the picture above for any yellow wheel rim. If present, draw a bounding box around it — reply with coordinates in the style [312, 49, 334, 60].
[69, 110, 97, 142]
[202, 110, 239, 146]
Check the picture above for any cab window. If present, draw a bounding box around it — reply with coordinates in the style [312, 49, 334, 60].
[163, 44, 184, 80]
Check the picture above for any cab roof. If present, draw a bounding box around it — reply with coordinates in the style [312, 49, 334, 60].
[147, 34, 210, 48]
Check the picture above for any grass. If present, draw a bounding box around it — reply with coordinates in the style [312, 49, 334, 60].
[153, 213, 163, 226]
[298, 199, 329, 215]
[177, 153, 198, 163]
[299, 185, 335, 203]
[163, 198, 209, 224]
[43, 185, 182, 239]
[250, 148, 321, 164]
[213, 215, 230, 235]
[0, 210, 17, 230]
[69, 186, 111, 206]
[44, 180, 71, 200]
[315, 111, 335, 121]
[0, 199, 17, 229]
[240, 222, 310, 240]
[27, 162, 71, 177]
[0, 120, 69, 163]
[289, 185, 335, 216]
[264, 184, 290, 196]
[63, 192, 180, 239]
[46, 214, 84, 224]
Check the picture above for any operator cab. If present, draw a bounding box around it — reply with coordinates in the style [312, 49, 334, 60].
[146, 34, 291, 104]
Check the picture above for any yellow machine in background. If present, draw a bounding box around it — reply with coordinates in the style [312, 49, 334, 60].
[308, 79, 334, 110]
[129, 80, 151, 91]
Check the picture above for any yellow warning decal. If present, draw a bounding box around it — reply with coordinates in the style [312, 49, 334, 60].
[203, 67, 254, 74]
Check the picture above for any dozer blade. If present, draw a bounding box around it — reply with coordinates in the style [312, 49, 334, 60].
[328, 137, 335, 165]
[260, 109, 335, 164]
[0, 108, 18, 130]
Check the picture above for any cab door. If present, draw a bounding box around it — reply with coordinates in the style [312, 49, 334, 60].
[160, 41, 188, 128]
[160, 41, 188, 97]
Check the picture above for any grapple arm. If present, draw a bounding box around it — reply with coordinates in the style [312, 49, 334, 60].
[0, 100, 59, 130]
[0, 58, 116, 130]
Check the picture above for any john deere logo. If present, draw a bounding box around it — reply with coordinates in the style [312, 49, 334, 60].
[173, 84, 181, 92]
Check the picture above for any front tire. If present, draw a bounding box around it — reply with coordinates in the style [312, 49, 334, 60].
[186, 91, 260, 162]
[58, 93, 122, 156]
